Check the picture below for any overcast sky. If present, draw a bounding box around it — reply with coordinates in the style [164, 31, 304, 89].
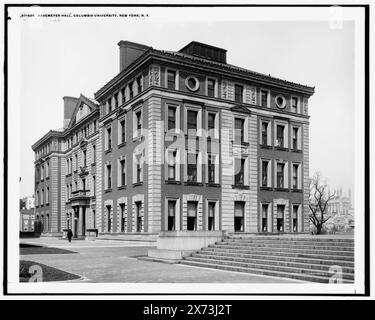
[9, 6, 357, 199]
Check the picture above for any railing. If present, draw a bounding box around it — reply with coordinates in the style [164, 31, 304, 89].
[71, 189, 90, 198]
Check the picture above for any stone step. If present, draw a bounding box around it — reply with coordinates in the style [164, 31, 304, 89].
[180, 260, 354, 283]
[224, 238, 354, 247]
[198, 250, 354, 267]
[183, 256, 354, 281]
[191, 253, 354, 273]
[227, 235, 354, 243]
[217, 242, 354, 252]
[210, 244, 354, 258]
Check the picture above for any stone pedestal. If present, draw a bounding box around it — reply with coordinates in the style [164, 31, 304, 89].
[85, 228, 98, 241]
[148, 230, 225, 261]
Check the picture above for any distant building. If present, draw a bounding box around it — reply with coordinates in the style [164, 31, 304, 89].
[326, 188, 354, 232]
[20, 209, 35, 232]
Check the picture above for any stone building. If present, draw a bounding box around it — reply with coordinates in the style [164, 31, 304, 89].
[325, 188, 354, 232]
[32, 40, 314, 238]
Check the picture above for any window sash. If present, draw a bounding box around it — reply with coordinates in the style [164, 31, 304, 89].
[276, 125, 284, 147]
[207, 80, 215, 97]
[262, 161, 268, 186]
[234, 158, 245, 185]
[187, 202, 197, 217]
[234, 118, 245, 144]
[234, 85, 243, 102]
[167, 71, 176, 89]
[168, 107, 176, 130]
[187, 110, 198, 131]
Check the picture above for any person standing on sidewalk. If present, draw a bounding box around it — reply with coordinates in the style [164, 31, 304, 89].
[67, 229, 73, 243]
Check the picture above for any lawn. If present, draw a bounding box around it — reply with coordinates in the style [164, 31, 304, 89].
[20, 260, 81, 282]
[20, 243, 78, 255]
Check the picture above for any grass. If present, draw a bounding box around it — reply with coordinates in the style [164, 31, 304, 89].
[20, 244, 77, 255]
[20, 260, 81, 282]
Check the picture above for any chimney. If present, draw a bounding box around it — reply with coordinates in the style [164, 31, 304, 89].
[118, 41, 151, 72]
[63, 96, 79, 129]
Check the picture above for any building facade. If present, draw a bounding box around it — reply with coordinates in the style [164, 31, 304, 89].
[32, 41, 314, 237]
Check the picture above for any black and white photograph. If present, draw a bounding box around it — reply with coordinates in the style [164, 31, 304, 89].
[2, 2, 371, 301]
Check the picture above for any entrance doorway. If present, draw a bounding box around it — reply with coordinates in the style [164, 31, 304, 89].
[187, 201, 197, 231]
[234, 201, 245, 232]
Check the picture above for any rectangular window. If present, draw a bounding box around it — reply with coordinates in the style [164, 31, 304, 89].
[120, 159, 126, 186]
[261, 122, 268, 145]
[82, 178, 86, 190]
[262, 204, 268, 232]
[168, 106, 176, 131]
[92, 176, 96, 195]
[234, 201, 245, 232]
[207, 78, 216, 97]
[187, 153, 198, 182]
[291, 97, 298, 113]
[106, 127, 112, 150]
[276, 125, 284, 147]
[262, 161, 269, 187]
[129, 81, 134, 99]
[234, 84, 243, 102]
[120, 119, 126, 144]
[75, 154, 78, 171]
[260, 90, 269, 107]
[92, 145, 96, 163]
[187, 201, 197, 231]
[234, 118, 245, 145]
[234, 158, 245, 185]
[277, 205, 285, 232]
[167, 150, 177, 181]
[277, 163, 285, 188]
[136, 201, 142, 232]
[187, 110, 198, 132]
[136, 110, 142, 131]
[107, 206, 112, 232]
[292, 127, 299, 150]
[136, 76, 142, 94]
[292, 164, 299, 189]
[136, 154, 143, 183]
[207, 112, 218, 138]
[167, 70, 176, 90]
[167, 200, 176, 231]
[106, 164, 112, 189]
[121, 87, 126, 104]
[208, 202, 215, 231]
[120, 204, 126, 232]
[207, 154, 216, 184]
[83, 150, 86, 167]
[293, 205, 299, 232]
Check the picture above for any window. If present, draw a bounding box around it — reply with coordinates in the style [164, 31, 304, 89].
[291, 97, 298, 113]
[46, 187, 49, 204]
[260, 90, 269, 107]
[92, 145, 96, 163]
[276, 125, 284, 147]
[136, 76, 142, 94]
[106, 206, 112, 232]
[120, 204, 126, 232]
[277, 163, 285, 188]
[83, 150, 86, 167]
[120, 159, 126, 186]
[106, 164, 112, 189]
[82, 178, 86, 190]
[261, 122, 269, 145]
[292, 205, 299, 232]
[136, 155, 142, 183]
[187, 201, 197, 231]
[66, 185, 69, 200]
[167, 70, 176, 90]
[75, 154, 78, 171]
[106, 127, 112, 150]
[234, 201, 245, 232]
[207, 112, 218, 138]
[136, 201, 142, 232]
[167, 200, 176, 231]
[129, 81, 134, 99]
[292, 127, 300, 150]
[168, 106, 177, 131]
[167, 150, 177, 181]
[208, 202, 216, 230]
[119, 119, 126, 144]
[135, 109, 142, 134]
[41, 189, 44, 205]
[262, 204, 269, 232]
[292, 163, 301, 189]
[234, 158, 245, 185]
[207, 154, 216, 184]
[277, 205, 285, 232]
[234, 118, 245, 144]
[187, 110, 198, 132]
[92, 176, 96, 195]
[121, 87, 126, 104]
[46, 161, 49, 178]
[187, 153, 198, 182]
[261, 160, 270, 187]
[207, 78, 216, 97]
[234, 84, 243, 102]
[41, 165, 44, 180]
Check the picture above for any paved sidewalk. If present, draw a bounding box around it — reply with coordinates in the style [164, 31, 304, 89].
[20, 238, 297, 283]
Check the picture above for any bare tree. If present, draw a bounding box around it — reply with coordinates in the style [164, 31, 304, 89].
[309, 172, 336, 235]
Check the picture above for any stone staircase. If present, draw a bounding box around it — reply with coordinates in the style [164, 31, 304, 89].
[180, 235, 354, 283]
